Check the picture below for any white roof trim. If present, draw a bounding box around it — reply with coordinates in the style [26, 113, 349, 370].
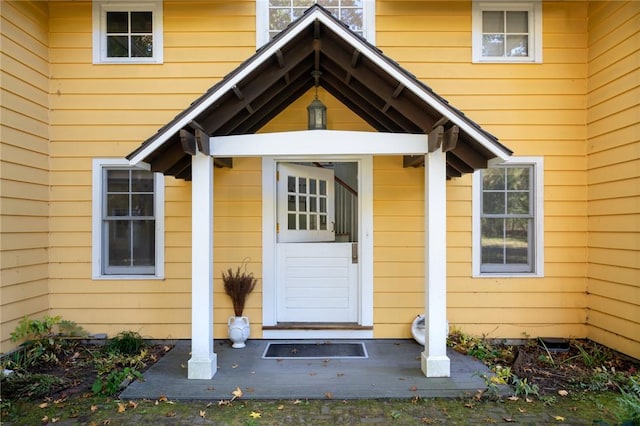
[129, 7, 510, 166]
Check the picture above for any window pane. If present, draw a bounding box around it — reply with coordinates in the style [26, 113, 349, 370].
[507, 35, 528, 57]
[319, 197, 326, 213]
[507, 192, 529, 214]
[310, 214, 317, 230]
[310, 197, 317, 212]
[483, 192, 504, 214]
[339, 7, 363, 32]
[131, 170, 154, 192]
[131, 11, 152, 33]
[319, 214, 327, 230]
[132, 220, 155, 266]
[309, 179, 316, 194]
[288, 213, 296, 230]
[288, 195, 296, 211]
[270, 0, 290, 6]
[319, 180, 326, 195]
[107, 194, 129, 216]
[107, 169, 130, 192]
[481, 218, 504, 264]
[507, 167, 529, 190]
[107, 36, 129, 57]
[298, 196, 307, 212]
[505, 218, 529, 264]
[482, 11, 504, 33]
[108, 220, 131, 266]
[107, 11, 128, 33]
[132, 194, 154, 216]
[287, 175, 296, 192]
[269, 8, 292, 31]
[294, 0, 315, 6]
[482, 34, 504, 57]
[506, 11, 528, 33]
[299, 214, 307, 230]
[131, 35, 153, 57]
[298, 177, 307, 194]
[483, 168, 505, 190]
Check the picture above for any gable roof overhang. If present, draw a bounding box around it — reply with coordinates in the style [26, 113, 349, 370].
[127, 5, 512, 180]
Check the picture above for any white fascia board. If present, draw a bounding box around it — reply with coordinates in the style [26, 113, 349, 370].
[315, 13, 511, 161]
[128, 11, 323, 166]
[210, 130, 428, 157]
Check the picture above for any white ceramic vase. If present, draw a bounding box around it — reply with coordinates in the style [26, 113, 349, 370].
[228, 315, 250, 348]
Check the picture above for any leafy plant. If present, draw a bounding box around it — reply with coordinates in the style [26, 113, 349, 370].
[223, 261, 258, 317]
[1, 372, 66, 400]
[105, 331, 146, 356]
[617, 375, 640, 425]
[7, 315, 86, 370]
[92, 367, 143, 396]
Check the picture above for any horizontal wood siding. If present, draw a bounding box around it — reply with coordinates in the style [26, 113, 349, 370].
[47, 1, 259, 339]
[586, 1, 640, 359]
[375, 1, 589, 340]
[0, 1, 50, 353]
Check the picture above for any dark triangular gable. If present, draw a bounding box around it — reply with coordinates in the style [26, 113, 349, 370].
[127, 4, 512, 180]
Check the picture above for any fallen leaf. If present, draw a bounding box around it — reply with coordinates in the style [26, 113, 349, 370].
[507, 396, 519, 401]
[231, 387, 243, 400]
[128, 401, 138, 409]
[554, 416, 565, 421]
[249, 411, 262, 419]
[518, 408, 526, 413]
[199, 410, 206, 418]
[117, 403, 126, 413]
[166, 411, 176, 417]
[41, 415, 49, 423]
[558, 390, 569, 396]
[503, 418, 515, 423]
[277, 404, 285, 410]
[324, 392, 333, 399]
[231, 364, 239, 369]
[91, 405, 99, 412]
[102, 420, 111, 425]
[464, 402, 475, 408]
[164, 345, 172, 352]
[292, 399, 302, 405]
[54, 398, 66, 404]
[158, 395, 168, 402]
[525, 397, 534, 403]
[39, 403, 49, 409]
[180, 363, 186, 369]
[51, 418, 60, 423]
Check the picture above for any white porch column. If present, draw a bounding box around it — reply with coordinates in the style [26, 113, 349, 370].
[421, 147, 451, 377]
[188, 152, 217, 379]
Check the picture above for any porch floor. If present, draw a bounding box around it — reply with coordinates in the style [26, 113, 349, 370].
[121, 339, 496, 400]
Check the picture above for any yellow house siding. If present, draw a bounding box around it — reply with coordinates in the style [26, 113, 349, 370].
[47, 1, 258, 339]
[586, 1, 640, 359]
[375, 1, 589, 340]
[0, 0, 50, 353]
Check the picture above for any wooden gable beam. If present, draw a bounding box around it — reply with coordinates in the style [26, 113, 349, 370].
[442, 126, 459, 152]
[451, 140, 487, 169]
[179, 129, 197, 155]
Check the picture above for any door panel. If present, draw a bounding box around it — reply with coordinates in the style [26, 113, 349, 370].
[276, 242, 358, 322]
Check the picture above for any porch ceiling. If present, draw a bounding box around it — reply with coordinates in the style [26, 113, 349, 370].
[127, 5, 512, 180]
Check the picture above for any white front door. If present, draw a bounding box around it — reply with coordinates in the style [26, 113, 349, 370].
[276, 163, 359, 323]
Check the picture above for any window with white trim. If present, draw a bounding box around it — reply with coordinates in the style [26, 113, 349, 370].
[473, 158, 544, 276]
[92, 159, 164, 279]
[472, 1, 542, 63]
[92, 1, 163, 64]
[256, 0, 375, 47]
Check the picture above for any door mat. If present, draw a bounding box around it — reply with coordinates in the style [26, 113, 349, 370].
[262, 342, 368, 359]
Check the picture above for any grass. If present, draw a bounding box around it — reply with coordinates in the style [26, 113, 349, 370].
[1, 391, 622, 425]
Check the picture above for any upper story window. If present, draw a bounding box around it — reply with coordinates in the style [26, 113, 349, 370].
[472, 1, 542, 63]
[472, 157, 544, 277]
[92, 159, 164, 279]
[92, 1, 163, 64]
[256, 0, 375, 47]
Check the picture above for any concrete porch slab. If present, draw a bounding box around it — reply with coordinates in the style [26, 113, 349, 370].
[121, 339, 494, 400]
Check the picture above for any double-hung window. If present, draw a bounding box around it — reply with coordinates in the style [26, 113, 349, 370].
[473, 158, 544, 276]
[472, 1, 542, 63]
[92, 1, 163, 64]
[256, 0, 375, 47]
[92, 159, 164, 279]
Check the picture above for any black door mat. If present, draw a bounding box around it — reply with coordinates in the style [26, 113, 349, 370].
[262, 342, 368, 359]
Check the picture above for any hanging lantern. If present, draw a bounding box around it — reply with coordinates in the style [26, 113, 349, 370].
[307, 96, 327, 130]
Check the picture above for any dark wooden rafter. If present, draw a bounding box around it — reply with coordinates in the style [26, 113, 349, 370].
[179, 129, 197, 155]
[442, 126, 459, 152]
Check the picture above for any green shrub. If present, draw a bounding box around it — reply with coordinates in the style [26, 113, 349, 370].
[92, 367, 143, 396]
[617, 375, 640, 425]
[105, 331, 146, 355]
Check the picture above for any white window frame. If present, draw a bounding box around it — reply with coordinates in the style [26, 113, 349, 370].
[472, 157, 544, 277]
[256, 0, 376, 48]
[92, 158, 165, 279]
[472, 1, 542, 63]
[92, 0, 164, 64]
